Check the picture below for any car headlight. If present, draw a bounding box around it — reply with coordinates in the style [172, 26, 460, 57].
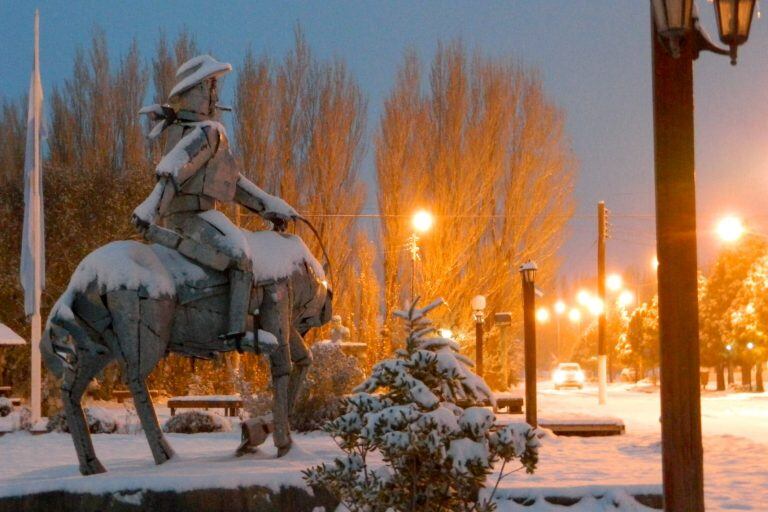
[575, 371, 585, 383]
[553, 371, 565, 384]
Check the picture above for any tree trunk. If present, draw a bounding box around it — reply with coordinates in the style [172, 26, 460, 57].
[756, 362, 764, 393]
[741, 364, 752, 391]
[727, 362, 734, 385]
[715, 364, 726, 391]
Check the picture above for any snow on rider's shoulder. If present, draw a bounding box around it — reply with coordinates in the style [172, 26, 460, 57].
[155, 121, 226, 178]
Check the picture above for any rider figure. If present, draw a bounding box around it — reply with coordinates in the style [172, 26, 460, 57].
[132, 54, 297, 345]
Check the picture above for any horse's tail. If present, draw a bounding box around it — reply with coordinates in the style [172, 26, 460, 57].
[41, 323, 66, 379]
[43, 284, 110, 378]
[41, 301, 78, 380]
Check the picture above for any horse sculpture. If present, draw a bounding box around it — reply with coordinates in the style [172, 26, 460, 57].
[41, 229, 331, 475]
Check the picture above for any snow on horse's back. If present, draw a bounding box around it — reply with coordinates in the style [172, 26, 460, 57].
[48, 231, 324, 325]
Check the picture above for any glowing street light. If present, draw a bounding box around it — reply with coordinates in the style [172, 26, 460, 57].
[576, 289, 591, 306]
[618, 290, 635, 308]
[587, 297, 605, 316]
[568, 308, 582, 324]
[554, 300, 566, 315]
[412, 209, 434, 233]
[439, 328, 453, 339]
[536, 307, 550, 323]
[606, 273, 623, 292]
[715, 215, 745, 243]
[747, 342, 755, 350]
[651, 255, 659, 272]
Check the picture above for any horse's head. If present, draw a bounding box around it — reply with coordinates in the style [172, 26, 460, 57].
[293, 261, 333, 333]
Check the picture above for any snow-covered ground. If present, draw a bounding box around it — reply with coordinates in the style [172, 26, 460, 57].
[1, 384, 766, 511]
[492, 383, 768, 511]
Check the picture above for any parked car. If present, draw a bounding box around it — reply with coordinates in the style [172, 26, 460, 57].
[619, 367, 637, 382]
[553, 363, 585, 390]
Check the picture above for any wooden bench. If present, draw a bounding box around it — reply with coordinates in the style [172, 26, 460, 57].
[111, 389, 164, 403]
[538, 420, 625, 437]
[493, 393, 524, 414]
[167, 396, 243, 417]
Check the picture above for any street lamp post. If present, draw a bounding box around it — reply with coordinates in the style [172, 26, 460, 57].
[471, 295, 487, 377]
[519, 261, 538, 428]
[409, 210, 434, 301]
[651, 1, 755, 510]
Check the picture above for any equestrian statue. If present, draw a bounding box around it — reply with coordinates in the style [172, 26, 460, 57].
[41, 55, 332, 475]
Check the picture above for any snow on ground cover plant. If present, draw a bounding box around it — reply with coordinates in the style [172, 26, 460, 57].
[305, 298, 539, 512]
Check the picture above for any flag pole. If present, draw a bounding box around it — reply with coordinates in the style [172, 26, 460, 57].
[22, 9, 44, 423]
[30, 9, 42, 423]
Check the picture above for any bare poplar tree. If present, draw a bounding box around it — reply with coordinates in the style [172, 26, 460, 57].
[376, 42, 575, 341]
[233, 28, 375, 345]
[0, 98, 25, 183]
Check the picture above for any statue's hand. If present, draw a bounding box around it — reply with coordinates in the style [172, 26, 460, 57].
[131, 213, 150, 234]
[263, 211, 294, 232]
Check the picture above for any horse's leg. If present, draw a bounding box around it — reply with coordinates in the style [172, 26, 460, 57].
[261, 282, 293, 457]
[287, 327, 311, 418]
[128, 376, 175, 464]
[107, 292, 175, 465]
[62, 351, 112, 475]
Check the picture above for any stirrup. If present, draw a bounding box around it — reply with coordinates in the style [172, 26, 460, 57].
[219, 331, 248, 353]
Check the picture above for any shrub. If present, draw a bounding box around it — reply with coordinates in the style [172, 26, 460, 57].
[0, 397, 11, 417]
[291, 340, 364, 432]
[163, 410, 231, 434]
[47, 406, 122, 434]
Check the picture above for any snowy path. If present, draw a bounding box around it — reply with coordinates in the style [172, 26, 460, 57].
[0, 386, 766, 511]
[492, 384, 768, 511]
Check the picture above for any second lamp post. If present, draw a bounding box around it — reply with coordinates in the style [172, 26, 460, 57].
[519, 261, 538, 428]
[471, 295, 486, 377]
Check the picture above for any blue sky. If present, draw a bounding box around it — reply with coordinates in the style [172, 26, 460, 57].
[2, 1, 767, 284]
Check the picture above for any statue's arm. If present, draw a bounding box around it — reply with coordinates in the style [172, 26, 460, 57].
[156, 124, 216, 188]
[131, 177, 175, 233]
[235, 175, 299, 230]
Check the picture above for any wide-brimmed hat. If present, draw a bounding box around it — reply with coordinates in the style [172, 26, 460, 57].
[168, 54, 232, 101]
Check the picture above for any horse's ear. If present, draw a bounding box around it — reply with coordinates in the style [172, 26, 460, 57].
[322, 262, 330, 279]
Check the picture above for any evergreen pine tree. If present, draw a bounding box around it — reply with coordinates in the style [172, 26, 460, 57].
[305, 298, 539, 512]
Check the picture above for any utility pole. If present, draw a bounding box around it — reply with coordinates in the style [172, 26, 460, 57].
[597, 201, 608, 405]
[652, 19, 704, 512]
